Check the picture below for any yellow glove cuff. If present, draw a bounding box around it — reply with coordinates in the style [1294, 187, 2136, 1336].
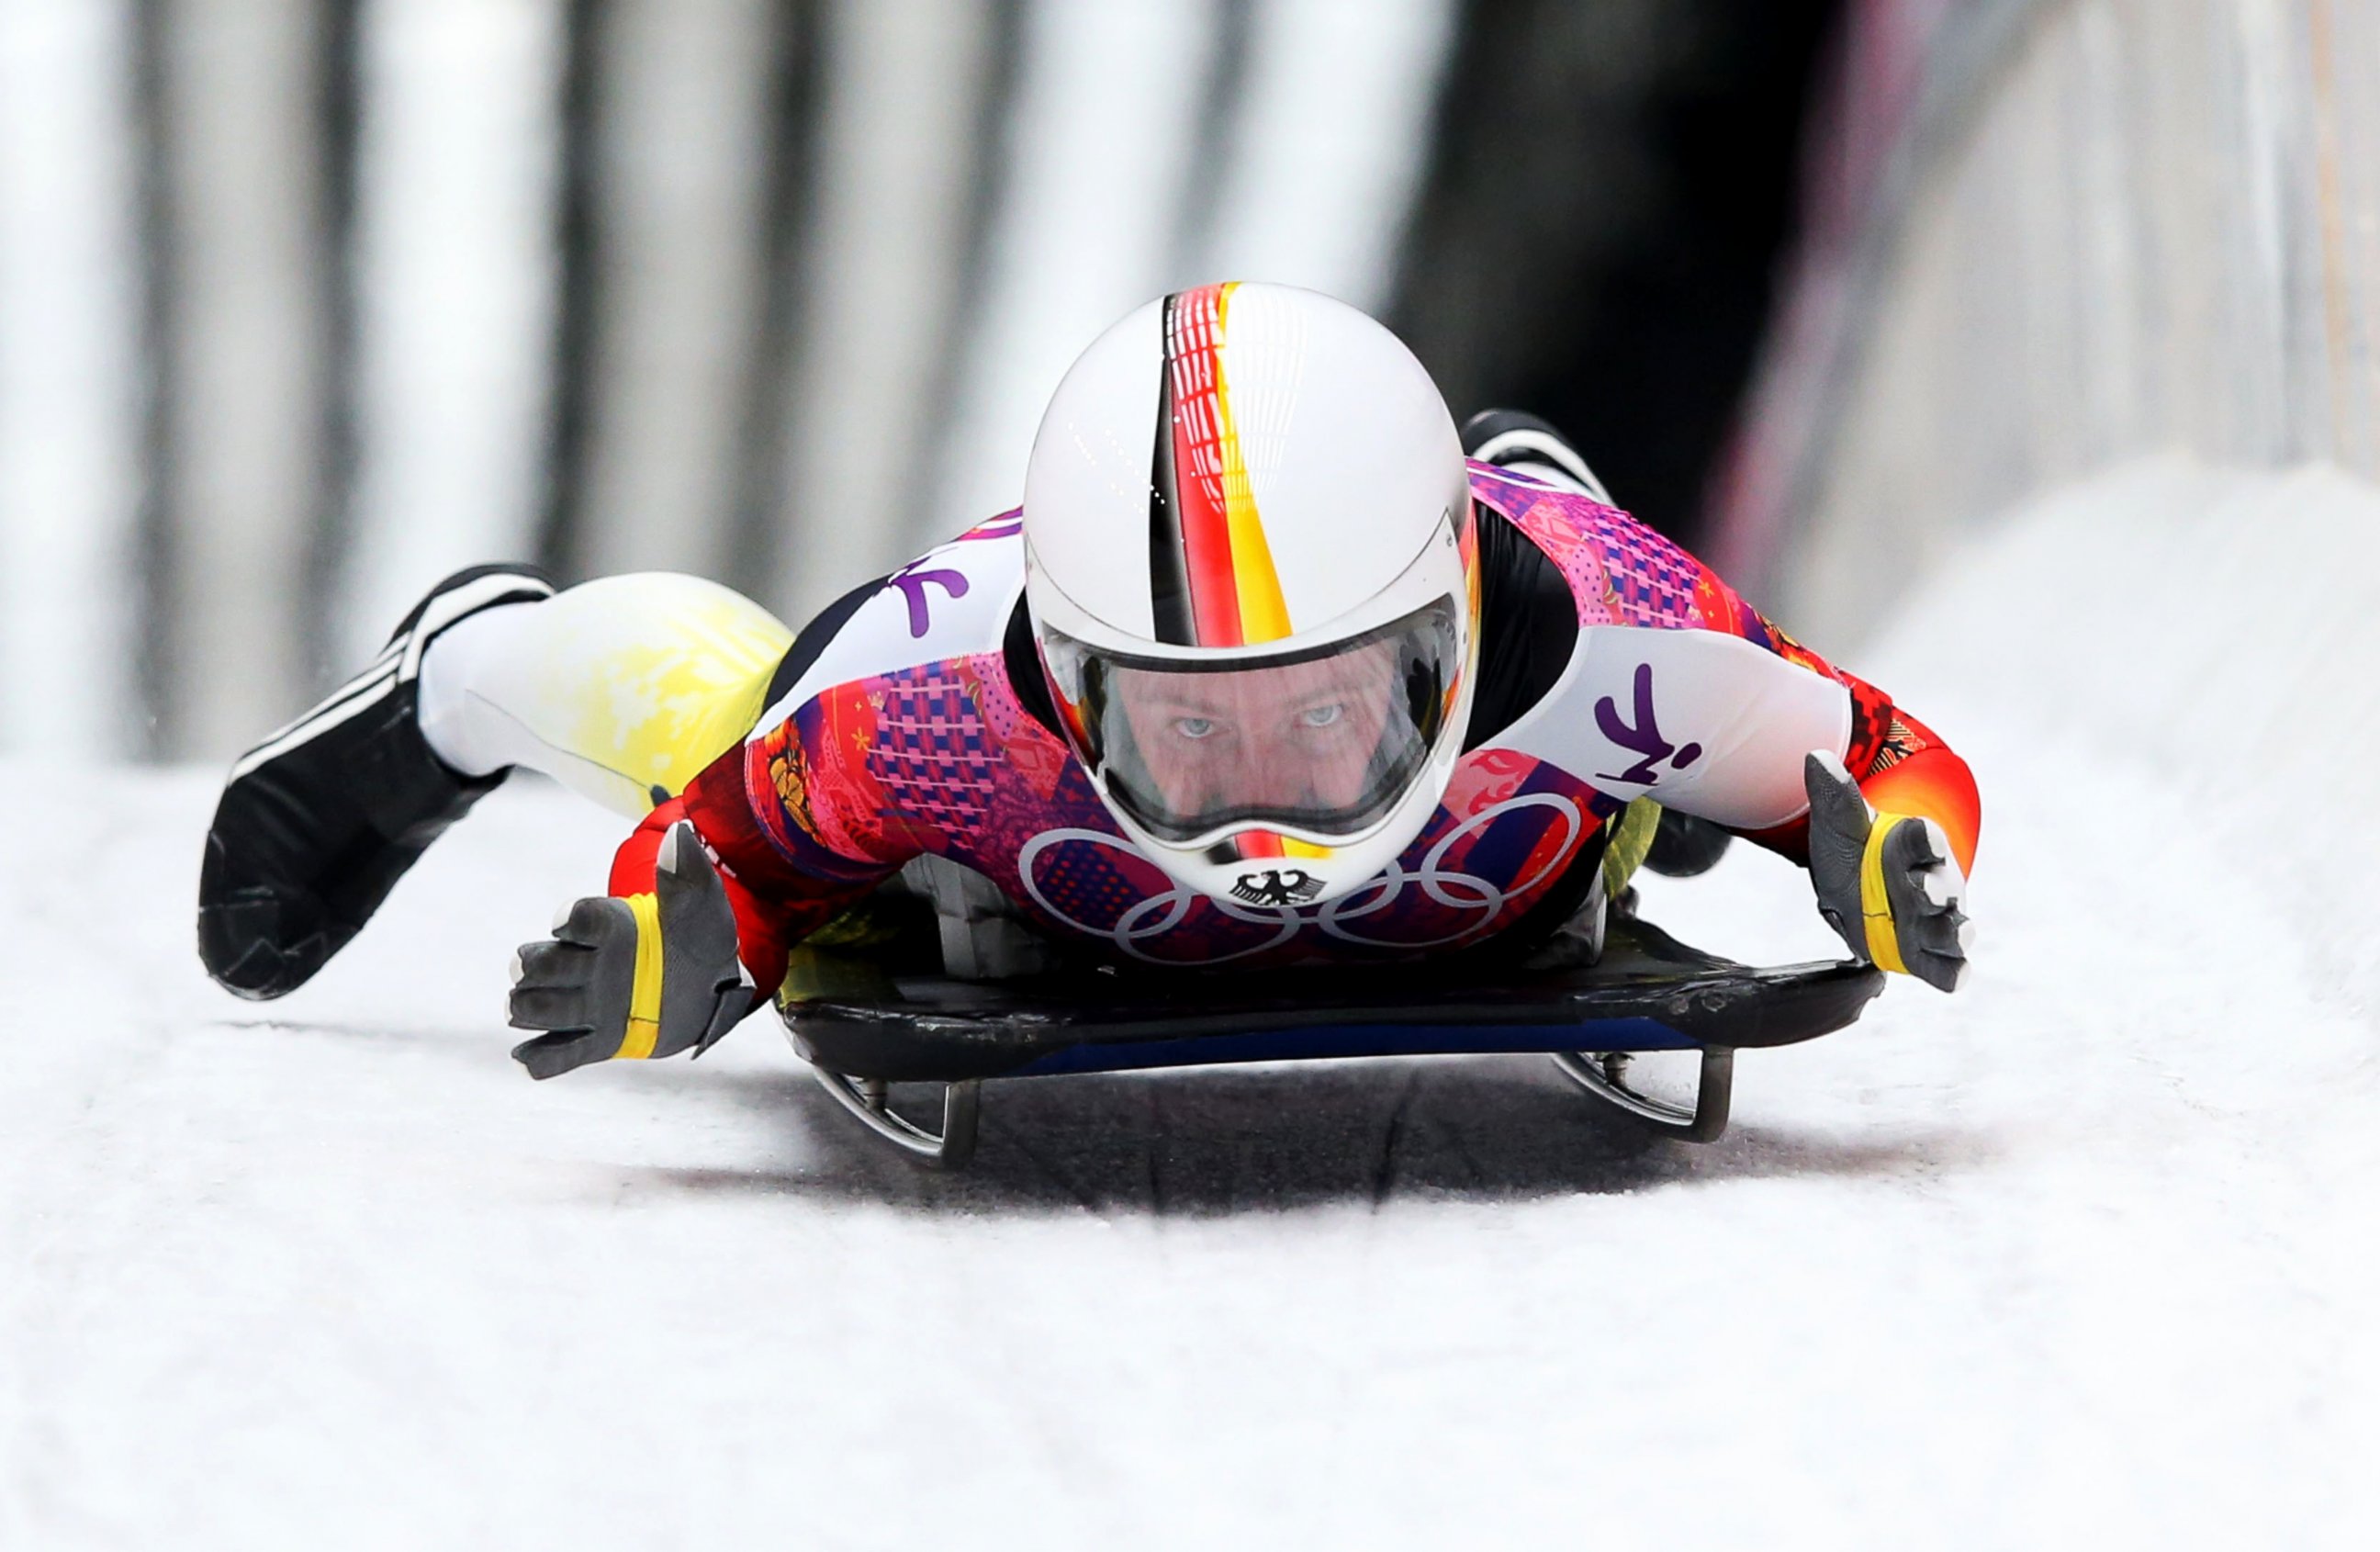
[1858, 814, 1912, 975]
[619, 891, 666, 1060]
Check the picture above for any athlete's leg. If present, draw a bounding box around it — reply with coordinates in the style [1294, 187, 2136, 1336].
[1459, 408, 1613, 504]
[200, 568, 793, 998]
[200, 565, 559, 996]
[416, 573, 793, 818]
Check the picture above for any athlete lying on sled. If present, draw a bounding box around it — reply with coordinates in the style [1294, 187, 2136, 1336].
[197, 283, 1980, 1120]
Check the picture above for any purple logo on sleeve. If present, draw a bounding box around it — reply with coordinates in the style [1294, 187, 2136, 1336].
[886, 559, 970, 638]
[1594, 662, 1703, 785]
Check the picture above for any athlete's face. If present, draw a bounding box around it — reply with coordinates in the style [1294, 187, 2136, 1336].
[1111, 643, 1401, 819]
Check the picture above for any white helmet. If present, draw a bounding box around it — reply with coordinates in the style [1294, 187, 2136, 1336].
[1023, 282, 1479, 908]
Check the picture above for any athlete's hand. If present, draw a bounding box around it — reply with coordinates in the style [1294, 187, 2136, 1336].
[506, 820, 757, 1077]
[1803, 752, 1972, 993]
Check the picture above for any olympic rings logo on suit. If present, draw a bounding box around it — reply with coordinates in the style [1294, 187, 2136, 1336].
[1016, 793, 1586, 964]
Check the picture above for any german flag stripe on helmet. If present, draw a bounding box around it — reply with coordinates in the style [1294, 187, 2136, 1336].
[1147, 283, 1293, 648]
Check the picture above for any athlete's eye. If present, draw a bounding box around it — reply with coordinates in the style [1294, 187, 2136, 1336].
[1173, 716, 1217, 739]
[1297, 703, 1345, 729]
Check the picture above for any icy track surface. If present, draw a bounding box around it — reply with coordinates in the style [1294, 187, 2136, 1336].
[5, 479, 2376, 1548]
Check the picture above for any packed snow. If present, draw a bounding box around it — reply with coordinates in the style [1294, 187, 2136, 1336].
[3, 462, 2373, 1547]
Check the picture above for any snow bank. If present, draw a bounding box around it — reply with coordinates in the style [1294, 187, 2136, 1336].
[1870, 454, 2380, 1022]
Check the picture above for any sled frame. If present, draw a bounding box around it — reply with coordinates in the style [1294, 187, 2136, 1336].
[1550, 1045, 1734, 1142]
[807, 1064, 982, 1169]
[780, 894, 1880, 1168]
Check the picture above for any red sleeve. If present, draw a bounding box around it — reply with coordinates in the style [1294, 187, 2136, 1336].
[1735, 615, 1981, 875]
[607, 737, 891, 996]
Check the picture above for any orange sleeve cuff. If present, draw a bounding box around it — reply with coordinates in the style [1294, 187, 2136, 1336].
[1859, 746, 1981, 875]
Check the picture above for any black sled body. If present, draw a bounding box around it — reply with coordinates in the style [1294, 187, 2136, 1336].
[776, 909, 1884, 1168]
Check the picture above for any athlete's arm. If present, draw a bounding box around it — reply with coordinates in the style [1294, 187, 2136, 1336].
[1685, 568, 1979, 993]
[607, 789, 881, 993]
[1494, 478, 1981, 989]
[1482, 479, 1980, 871]
[504, 679, 914, 1077]
[1707, 596, 1981, 877]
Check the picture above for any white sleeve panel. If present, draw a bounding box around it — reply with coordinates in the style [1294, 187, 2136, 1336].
[757, 529, 1027, 731]
[1488, 625, 1853, 831]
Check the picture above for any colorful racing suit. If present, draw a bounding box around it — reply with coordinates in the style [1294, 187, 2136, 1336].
[608, 462, 1981, 991]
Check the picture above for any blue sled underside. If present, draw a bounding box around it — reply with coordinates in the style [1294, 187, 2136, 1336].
[1013, 1017, 1694, 1076]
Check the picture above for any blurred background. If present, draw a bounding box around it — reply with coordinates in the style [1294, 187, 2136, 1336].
[0, 0, 1837, 762]
[0, 0, 2374, 765]
[7, 12, 2380, 1537]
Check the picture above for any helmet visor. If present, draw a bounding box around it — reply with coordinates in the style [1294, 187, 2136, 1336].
[1041, 598, 1462, 845]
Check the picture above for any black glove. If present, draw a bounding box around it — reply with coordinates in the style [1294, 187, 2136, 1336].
[507, 820, 757, 1078]
[1804, 752, 1972, 993]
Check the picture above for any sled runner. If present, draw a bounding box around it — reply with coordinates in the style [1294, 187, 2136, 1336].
[775, 891, 1884, 1169]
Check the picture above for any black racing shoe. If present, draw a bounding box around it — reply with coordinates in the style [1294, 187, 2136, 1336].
[197, 564, 556, 998]
[1460, 408, 1614, 504]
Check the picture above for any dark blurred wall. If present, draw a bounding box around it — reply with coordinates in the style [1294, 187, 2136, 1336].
[1393, 0, 1842, 546]
[24, 0, 1860, 759]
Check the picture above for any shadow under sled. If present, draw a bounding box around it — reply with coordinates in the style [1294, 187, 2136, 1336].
[775, 913, 1885, 1170]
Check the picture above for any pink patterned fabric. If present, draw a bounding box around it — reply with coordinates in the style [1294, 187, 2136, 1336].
[703, 465, 1913, 969]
